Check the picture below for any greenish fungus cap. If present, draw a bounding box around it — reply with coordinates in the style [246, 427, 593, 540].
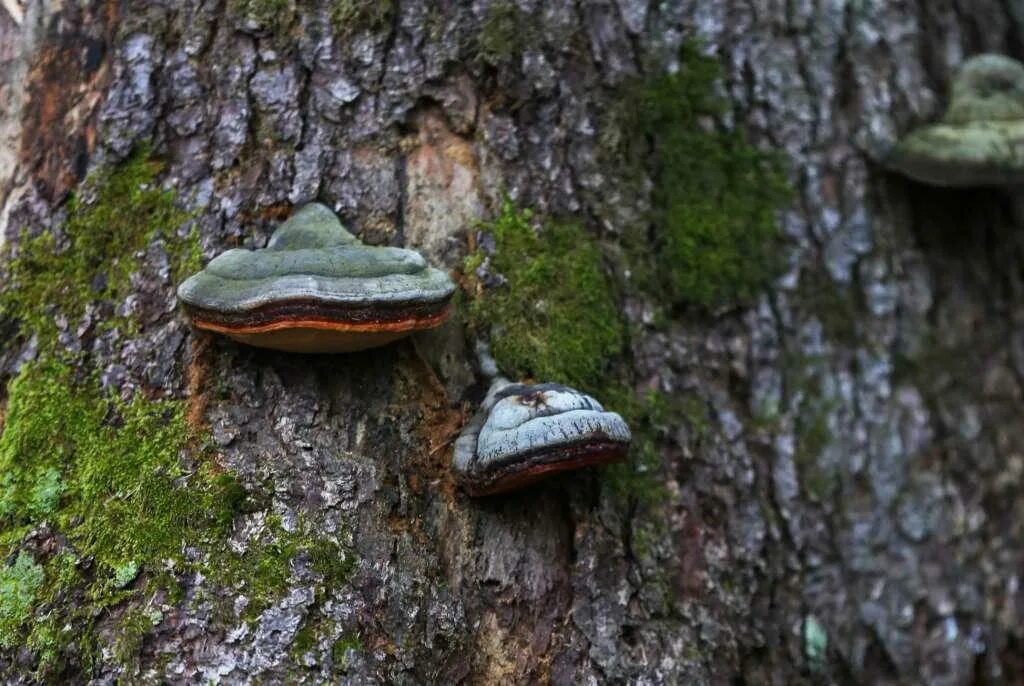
[453, 378, 631, 496]
[889, 54, 1024, 186]
[177, 203, 456, 353]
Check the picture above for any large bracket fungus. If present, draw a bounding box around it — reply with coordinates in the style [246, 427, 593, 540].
[889, 54, 1024, 186]
[453, 379, 631, 496]
[177, 203, 455, 353]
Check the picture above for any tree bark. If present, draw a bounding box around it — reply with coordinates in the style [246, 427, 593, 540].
[1, 1, 1023, 684]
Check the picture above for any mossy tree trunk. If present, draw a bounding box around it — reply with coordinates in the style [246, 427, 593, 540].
[1, 1, 1023, 683]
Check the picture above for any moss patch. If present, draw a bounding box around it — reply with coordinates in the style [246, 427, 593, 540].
[0, 362, 238, 567]
[794, 398, 838, 501]
[0, 360, 355, 674]
[0, 148, 195, 348]
[0, 552, 44, 648]
[476, 1, 532, 65]
[0, 360, 242, 665]
[600, 388, 708, 504]
[330, 0, 393, 36]
[211, 514, 355, 621]
[0, 150, 355, 676]
[331, 633, 363, 671]
[796, 266, 859, 344]
[464, 199, 625, 391]
[620, 44, 790, 308]
[786, 356, 839, 502]
[289, 621, 363, 674]
[229, 0, 294, 34]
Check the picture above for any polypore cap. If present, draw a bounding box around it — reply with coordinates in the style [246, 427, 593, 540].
[266, 202, 360, 250]
[176, 202, 456, 353]
[454, 379, 631, 496]
[888, 54, 1024, 186]
[945, 54, 1024, 125]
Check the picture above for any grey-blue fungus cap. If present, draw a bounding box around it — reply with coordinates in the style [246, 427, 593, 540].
[453, 379, 631, 496]
[176, 203, 456, 353]
[889, 54, 1024, 186]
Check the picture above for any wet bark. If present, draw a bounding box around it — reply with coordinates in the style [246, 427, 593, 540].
[1, 0, 1024, 683]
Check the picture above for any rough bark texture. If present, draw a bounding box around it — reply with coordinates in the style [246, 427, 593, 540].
[1, 1, 1024, 684]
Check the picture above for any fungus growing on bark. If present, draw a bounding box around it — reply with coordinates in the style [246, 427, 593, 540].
[889, 54, 1024, 186]
[453, 378, 631, 496]
[177, 203, 455, 352]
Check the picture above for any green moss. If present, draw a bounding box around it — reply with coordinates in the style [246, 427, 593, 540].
[794, 404, 837, 501]
[27, 467, 63, 518]
[465, 199, 624, 391]
[167, 224, 204, 285]
[0, 552, 44, 648]
[260, 524, 358, 673]
[0, 361, 242, 658]
[0, 148, 357, 674]
[797, 267, 859, 344]
[112, 607, 161, 675]
[330, 0, 393, 36]
[476, 1, 531, 65]
[786, 358, 839, 502]
[229, 0, 294, 33]
[0, 362, 237, 568]
[0, 360, 355, 673]
[331, 633, 363, 672]
[621, 44, 790, 308]
[599, 388, 704, 503]
[290, 618, 362, 670]
[210, 515, 355, 620]
[0, 148, 193, 349]
[291, 620, 320, 659]
[0, 463, 63, 521]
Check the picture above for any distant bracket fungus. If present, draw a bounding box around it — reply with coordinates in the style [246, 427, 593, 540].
[453, 378, 631, 496]
[889, 54, 1024, 186]
[177, 203, 455, 353]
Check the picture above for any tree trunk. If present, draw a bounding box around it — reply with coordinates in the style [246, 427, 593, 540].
[1, 1, 1023, 684]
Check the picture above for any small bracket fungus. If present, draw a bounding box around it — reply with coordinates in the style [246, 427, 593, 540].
[889, 54, 1024, 186]
[453, 379, 631, 496]
[177, 203, 455, 353]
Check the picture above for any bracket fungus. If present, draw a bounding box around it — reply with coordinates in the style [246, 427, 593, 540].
[453, 379, 631, 496]
[177, 203, 456, 353]
[889, 54, 1024, 186]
